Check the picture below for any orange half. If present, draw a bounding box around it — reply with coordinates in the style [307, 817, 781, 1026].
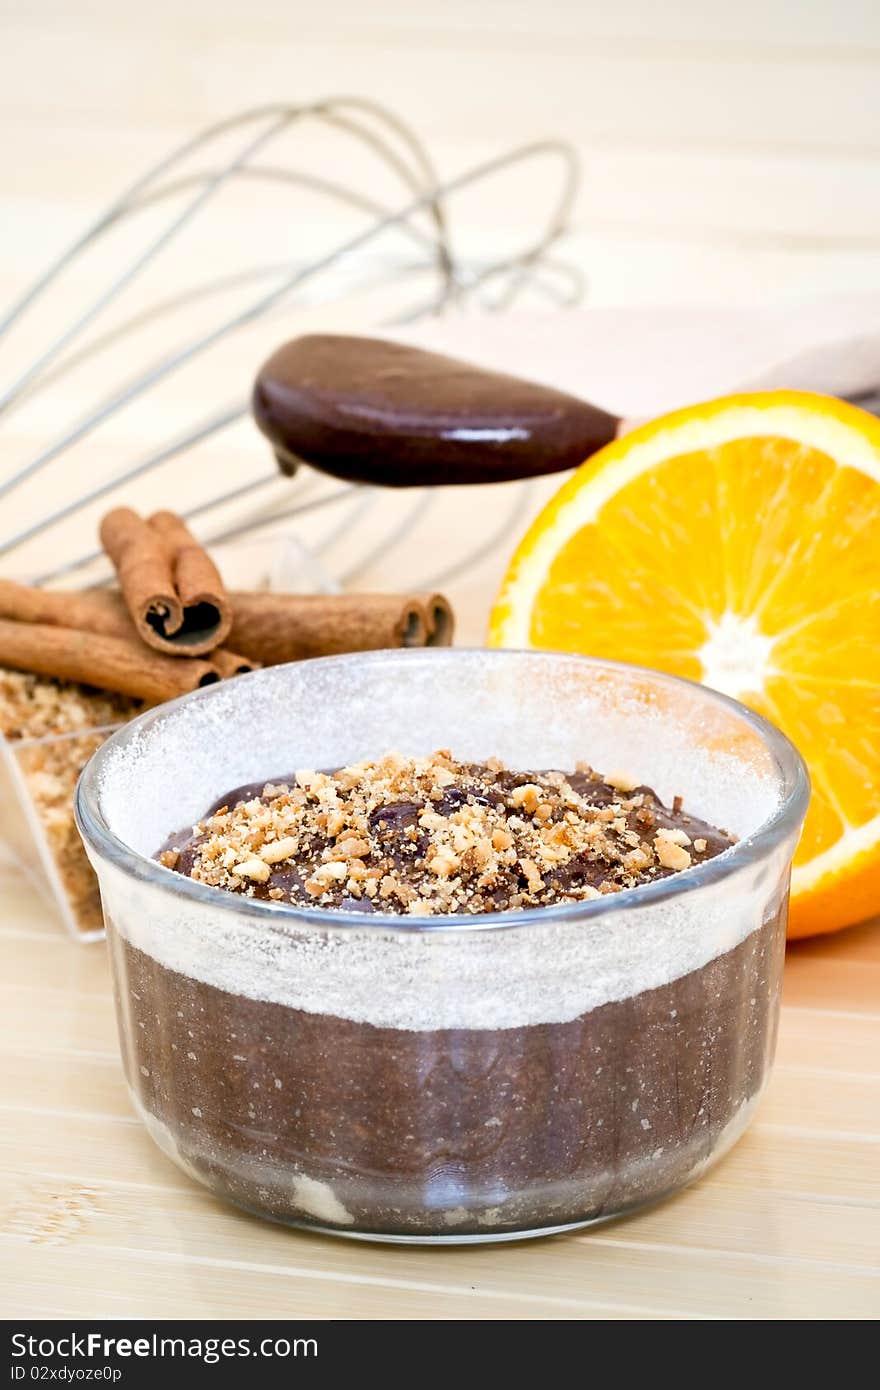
[490, 391, 880, 938]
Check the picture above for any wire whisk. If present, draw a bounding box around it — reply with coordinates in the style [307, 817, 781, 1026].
[0, 99, 582, 595]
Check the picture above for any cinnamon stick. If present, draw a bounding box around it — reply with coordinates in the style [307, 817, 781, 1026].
[0, 619, 220, 703]
[149, 509, 232, 650]
[0, 580, 133, 638]
[226, 591, 453, 666]
[0, 578, 449, 682]
[99, 507, 231, 657]
[422, 593, 455, 647]
[210, 648, 260, 679]
[0, 581, 256, 684]
[0, 576, 453, 698]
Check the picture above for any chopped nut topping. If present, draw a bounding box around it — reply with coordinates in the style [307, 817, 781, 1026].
[317, 861, 348, 881]
[335, 836, 371, 858]
[0, 669, 149, 936]
[518, 857, 543, 890]
[656, 827, 691, 847]
[623, 847, 651, 873]
[510, 784, 541, 813]
[260, 836, 300, 864]
[0, 668, 143, 743]
[428, 846, 460, 878]
[655, 838, 692, 871]
[694, 837, 708, 853]
[237, 858, 271, 883]
[165, 751, 731, 915]
[606, 770, 637, 793]
[408, 898, 436, 916]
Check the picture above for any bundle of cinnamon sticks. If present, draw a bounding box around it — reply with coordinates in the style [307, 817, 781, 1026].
[0, 508, 454, 704]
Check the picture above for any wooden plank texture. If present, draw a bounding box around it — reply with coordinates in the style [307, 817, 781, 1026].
[1, 0, 879, 1321]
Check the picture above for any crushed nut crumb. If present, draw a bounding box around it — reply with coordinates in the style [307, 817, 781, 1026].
[237, 858, 271, 883]
[161, 752, 733, 916]
[0, 668, 145, 934]
[655, 838, 692, 871]
[260, 836, 300, 864]
[606, 770, 637, 793]
[656, 826, 691, 847]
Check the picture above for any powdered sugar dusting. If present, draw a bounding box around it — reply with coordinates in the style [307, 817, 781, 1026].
[89, 651, 794, 1031]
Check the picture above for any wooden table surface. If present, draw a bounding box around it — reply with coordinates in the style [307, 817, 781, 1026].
[1, 870, 878, 1320]
[1, 0, 879, 1322]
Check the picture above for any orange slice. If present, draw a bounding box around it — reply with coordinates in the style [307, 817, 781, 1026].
[489, 391, 880, 938]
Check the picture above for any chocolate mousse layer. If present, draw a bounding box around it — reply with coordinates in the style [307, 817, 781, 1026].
[114, 751, 781, 1237]
[112, 900, 785, 1236]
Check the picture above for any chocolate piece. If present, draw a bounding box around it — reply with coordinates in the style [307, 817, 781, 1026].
[252, 334, 619, 487]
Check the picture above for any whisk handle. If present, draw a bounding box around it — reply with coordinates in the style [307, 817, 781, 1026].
[253, 334, 619, 487]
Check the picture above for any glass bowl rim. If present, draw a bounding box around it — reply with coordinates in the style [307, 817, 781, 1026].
[74, 647, 810, 938]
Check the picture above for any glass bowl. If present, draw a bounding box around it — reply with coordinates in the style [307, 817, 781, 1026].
[1, 722, 124, 940]
[75, 649, 809, 1243]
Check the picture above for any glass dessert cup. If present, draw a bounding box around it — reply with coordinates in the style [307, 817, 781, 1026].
[76, 650, 809, 1243]
[0, 723, 125, 940]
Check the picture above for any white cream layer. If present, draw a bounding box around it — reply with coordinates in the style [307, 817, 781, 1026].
[92, 653, 791, 1032]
